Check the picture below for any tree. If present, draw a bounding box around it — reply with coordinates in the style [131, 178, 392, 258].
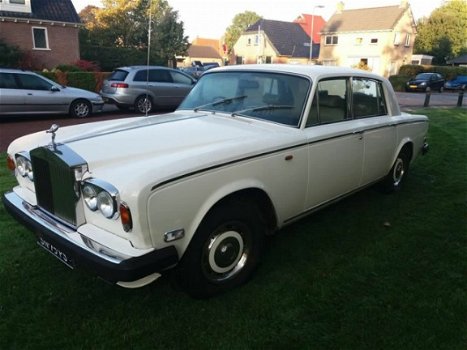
[224, 11, 262, 53]
[79, 0, 188, 69]
[414, 0, 467, 64]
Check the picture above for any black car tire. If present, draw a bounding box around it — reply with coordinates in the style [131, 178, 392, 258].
[70, 99, 92, 118]
[176, 198, 265, 298]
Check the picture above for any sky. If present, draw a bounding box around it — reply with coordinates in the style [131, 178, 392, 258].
[71, 0, 446, 41]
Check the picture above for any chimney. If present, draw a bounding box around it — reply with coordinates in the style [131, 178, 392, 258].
[336, 2, 345, 14]
[400, 0, 409, 8]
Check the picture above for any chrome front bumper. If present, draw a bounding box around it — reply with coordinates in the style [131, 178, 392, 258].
[2, 190, 178, 285]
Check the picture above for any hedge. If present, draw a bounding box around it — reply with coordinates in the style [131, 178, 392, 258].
[399, 65, 467, 80]
[38, 72, 110, 92]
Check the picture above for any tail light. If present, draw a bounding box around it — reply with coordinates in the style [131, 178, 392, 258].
[111, 83, 129, 88]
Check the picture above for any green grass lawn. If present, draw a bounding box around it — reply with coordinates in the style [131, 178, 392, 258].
[0, 108, 466, 349]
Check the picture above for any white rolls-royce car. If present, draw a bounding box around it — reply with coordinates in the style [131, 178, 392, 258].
[3, 65, 429, 298]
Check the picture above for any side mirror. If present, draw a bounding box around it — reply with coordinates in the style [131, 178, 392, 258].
[50, 86, 60, 92]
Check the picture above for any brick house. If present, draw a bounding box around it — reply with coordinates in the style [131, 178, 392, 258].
[319, 1, 417, 77]
[0, 0, 81, 69]
[234, 19, 316, 65]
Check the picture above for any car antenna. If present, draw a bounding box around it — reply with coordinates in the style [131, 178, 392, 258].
[145, 2, 152, 117]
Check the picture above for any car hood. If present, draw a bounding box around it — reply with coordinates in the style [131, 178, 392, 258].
[59, 86, 102, 99]
[408, 79, 428, 84]
[8, 111, 302, 191]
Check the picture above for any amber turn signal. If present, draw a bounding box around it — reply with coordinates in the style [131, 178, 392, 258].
[119, 202, 133, 232]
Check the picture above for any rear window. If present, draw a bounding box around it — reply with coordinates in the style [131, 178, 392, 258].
[108, 70, 129, 81]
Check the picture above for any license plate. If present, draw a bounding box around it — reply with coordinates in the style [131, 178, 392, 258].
[37, 236, 74, 269]
[409, 85, 417, 89]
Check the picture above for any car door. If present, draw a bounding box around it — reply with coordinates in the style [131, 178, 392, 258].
[16, 73, 67, 113]
[303, 77, 364, 210]
[351, 78, 396, 185]
[147, 69, 177, 107]
[0, 72, 27, 114]
[169, 70, 196, 105]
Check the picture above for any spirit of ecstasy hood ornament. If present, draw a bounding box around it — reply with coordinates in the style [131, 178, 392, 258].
[46, 124, 59, 149]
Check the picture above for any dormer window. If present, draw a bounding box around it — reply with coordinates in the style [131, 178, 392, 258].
[0, 0, 31, 13]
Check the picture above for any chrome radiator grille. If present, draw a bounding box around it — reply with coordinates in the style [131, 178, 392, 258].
[30, 145, 86, 227]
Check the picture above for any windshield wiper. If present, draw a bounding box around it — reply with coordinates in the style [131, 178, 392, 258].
[232, 104, 294, 116]
[193, 95, 247, 112]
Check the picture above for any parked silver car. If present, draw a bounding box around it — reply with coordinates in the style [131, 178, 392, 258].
[100, 66, 197, 113]
[0, 68, 104, 118]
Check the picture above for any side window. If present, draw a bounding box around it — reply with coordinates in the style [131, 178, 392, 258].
[171, 71, 193, 85]
[133, 70, 149, 82]
[149, 69, 172, 83]
[16, 74, 53, 90]
[352, 78, 387, 118]
[0, 73, 18, 89]
[307, 78, 348, 126]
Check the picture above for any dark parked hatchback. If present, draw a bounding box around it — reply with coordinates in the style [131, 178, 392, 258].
[406, 73, 445, 92]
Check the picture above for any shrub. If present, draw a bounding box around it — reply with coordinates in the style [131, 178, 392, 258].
[74, 59, 100, 72]
[66, 72, 96, 92]
[0, 40, 22, 67]
[54, 64, 83, 72]
[389, 75, 411, 92]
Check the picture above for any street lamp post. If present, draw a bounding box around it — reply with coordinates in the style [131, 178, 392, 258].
[309, 5, 324, 63]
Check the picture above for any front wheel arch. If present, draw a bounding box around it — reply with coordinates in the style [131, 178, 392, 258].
[176, 195, 268, 298]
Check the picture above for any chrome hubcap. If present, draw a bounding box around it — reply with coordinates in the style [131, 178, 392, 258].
[75, 103, 89, 117]
[393, 158, 405, 186]
[204, 230, 247, 281]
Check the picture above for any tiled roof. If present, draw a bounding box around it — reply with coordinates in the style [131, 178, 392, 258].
[447, 54, 467, 64]
[188, 45, 222, 59]
[0, 0, 81, 24]
[321, 5, 409, 33]
[246, 19, 314, 58]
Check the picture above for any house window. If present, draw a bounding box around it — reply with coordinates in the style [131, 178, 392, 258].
[394, 32, 401, 45]
[32, 27, 49, 49]
[325, 35, 338, 45]
[405, 33, 411, 47]
[236, 56, 243, 65]
[370, 38, 378, 44]
[355, 37, 363, 45]
[255, 35, 259, 46]
[247, 38, 251, 46]
[265, 56, 272, 64]
[10, 0, 26, 3]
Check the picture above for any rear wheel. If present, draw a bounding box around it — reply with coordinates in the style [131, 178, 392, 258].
[381, 148, 411, 193]
[135, 95, 153, 114]
[177, 199, 265, 298]
[70, 99, 91, 118]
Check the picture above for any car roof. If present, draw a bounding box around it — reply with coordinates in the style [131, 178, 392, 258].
[115, 66, 176, 71]
[0, 68, 35, 74]
[206, 64, 385, 81]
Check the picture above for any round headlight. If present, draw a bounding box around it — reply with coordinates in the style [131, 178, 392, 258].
[25, 161, 33, 181]
[82, 184, 98, 211]
[16, 157, 27, 177]
[97, 191, 117, 218]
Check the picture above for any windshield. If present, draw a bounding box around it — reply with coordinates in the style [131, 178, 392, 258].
[415, 73, 433, 80]
[178, 71, 311, 127]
